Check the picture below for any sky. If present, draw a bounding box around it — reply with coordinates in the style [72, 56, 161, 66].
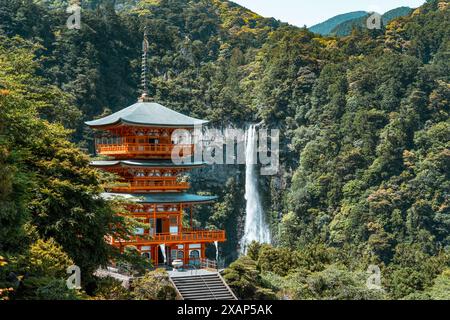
[231, 0, 426, 27]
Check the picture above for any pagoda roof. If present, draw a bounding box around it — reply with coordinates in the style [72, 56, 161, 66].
[90, 160, 206, 168]
[101, 192, 217, 204]
[85, 102, 208, 128]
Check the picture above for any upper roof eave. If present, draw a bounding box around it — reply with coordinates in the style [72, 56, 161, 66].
[85, 119, 208, 129]
[84, 102, 209, 129]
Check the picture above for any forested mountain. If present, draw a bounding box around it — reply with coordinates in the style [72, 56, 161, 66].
[331, 7, 413, 37]
[309, 7, 414, 37]
[309, 11, 368, 35]
[382, 6, 414, 23]
[0, 0, 449, 300]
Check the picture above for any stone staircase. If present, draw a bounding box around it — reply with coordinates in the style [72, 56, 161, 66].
[169, 271, 237, 300]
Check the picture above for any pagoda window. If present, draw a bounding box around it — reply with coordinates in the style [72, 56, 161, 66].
[189, 250, 200, 266]
[169, 216, 178, 235]
[170, 250, 177, 261]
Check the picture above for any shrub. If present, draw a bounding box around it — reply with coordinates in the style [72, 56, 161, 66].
[35, 278, 83, 300]
[92, 276, 130, 300]
[131, 269, 177, 300]
[223, 256, 276, 300]
[285, 265, 386, 300]
[24, 238, 74, 278]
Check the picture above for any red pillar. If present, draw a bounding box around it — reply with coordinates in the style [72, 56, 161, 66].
[154, 245, 158, 266]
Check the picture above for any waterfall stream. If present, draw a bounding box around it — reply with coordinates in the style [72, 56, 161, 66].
[214, 240, 219, 262]
[240, 124, 271, 254]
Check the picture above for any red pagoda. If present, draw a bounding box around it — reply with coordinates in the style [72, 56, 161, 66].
[86, 30, 225, 268]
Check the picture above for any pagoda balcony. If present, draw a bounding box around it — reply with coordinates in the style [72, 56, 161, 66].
[95, 143, 194, 158]
[109, 179, 190, 193]
[110, 229, 226, 246]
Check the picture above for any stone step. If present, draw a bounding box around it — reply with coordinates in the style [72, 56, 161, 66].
[169, 272, 237, 300]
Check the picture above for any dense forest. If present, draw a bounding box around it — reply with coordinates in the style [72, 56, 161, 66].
[0, 0, 449, 300]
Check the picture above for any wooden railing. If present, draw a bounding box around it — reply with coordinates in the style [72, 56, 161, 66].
[96, 143, 194, 157]
[110, 179, 190, 192]
[200, 258, 218, 270]
[112, 230, 226, 245]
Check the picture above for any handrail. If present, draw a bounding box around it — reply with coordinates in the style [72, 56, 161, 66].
[96, 143, 193, 152]
[128, 180, 189, 187]
[131, 176, 185, 181]
[199, 273, 218, 300]
[200, 258, 217, 270]
[185, 262, 218, 299]
[113, 230, 226, 245]
[109, 179, 190, 192]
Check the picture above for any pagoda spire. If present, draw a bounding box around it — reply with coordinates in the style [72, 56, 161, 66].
[139, 27, 151, 102]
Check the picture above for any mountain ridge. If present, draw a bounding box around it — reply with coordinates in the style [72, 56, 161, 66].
[309, 6, 413, 36]
[330, 6, 413, 36]
[309, 11, 367, 35]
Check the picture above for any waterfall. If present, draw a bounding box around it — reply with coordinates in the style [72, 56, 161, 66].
[214, 241, 219, 261]
[240, 124, 271, 254]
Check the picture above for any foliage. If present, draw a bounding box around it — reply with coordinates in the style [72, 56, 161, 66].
[0, 33, 127, 293]
[22, 238, 74, 278]
[18, 277, 83, 300]
[426, 268, 450, 300]
[384, 244, 449, 298]
[0, 256, 14, 300]
[257, 245, 299, 277]
[283, 265, 386, 300]
[91, 276, 131, 300]
[223, 256, 276, 300]
[115, 246, 152, 276]
[35, 278, 84, 300]
[246, 241, 262, 261]
[0, 0, 449, 300]
[130, 269, 177, 300]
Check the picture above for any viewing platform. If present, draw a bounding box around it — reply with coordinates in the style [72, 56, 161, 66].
[108, 178, 190, 193]
[110, 229, 226, 246]
[95, 142, 194, 158]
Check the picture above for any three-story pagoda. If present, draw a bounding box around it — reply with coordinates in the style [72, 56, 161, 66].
[86, 30, 225, 267]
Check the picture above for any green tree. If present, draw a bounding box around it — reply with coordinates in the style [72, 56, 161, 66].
[131, 269, 177, 300]
[223, 256, 276, 300]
